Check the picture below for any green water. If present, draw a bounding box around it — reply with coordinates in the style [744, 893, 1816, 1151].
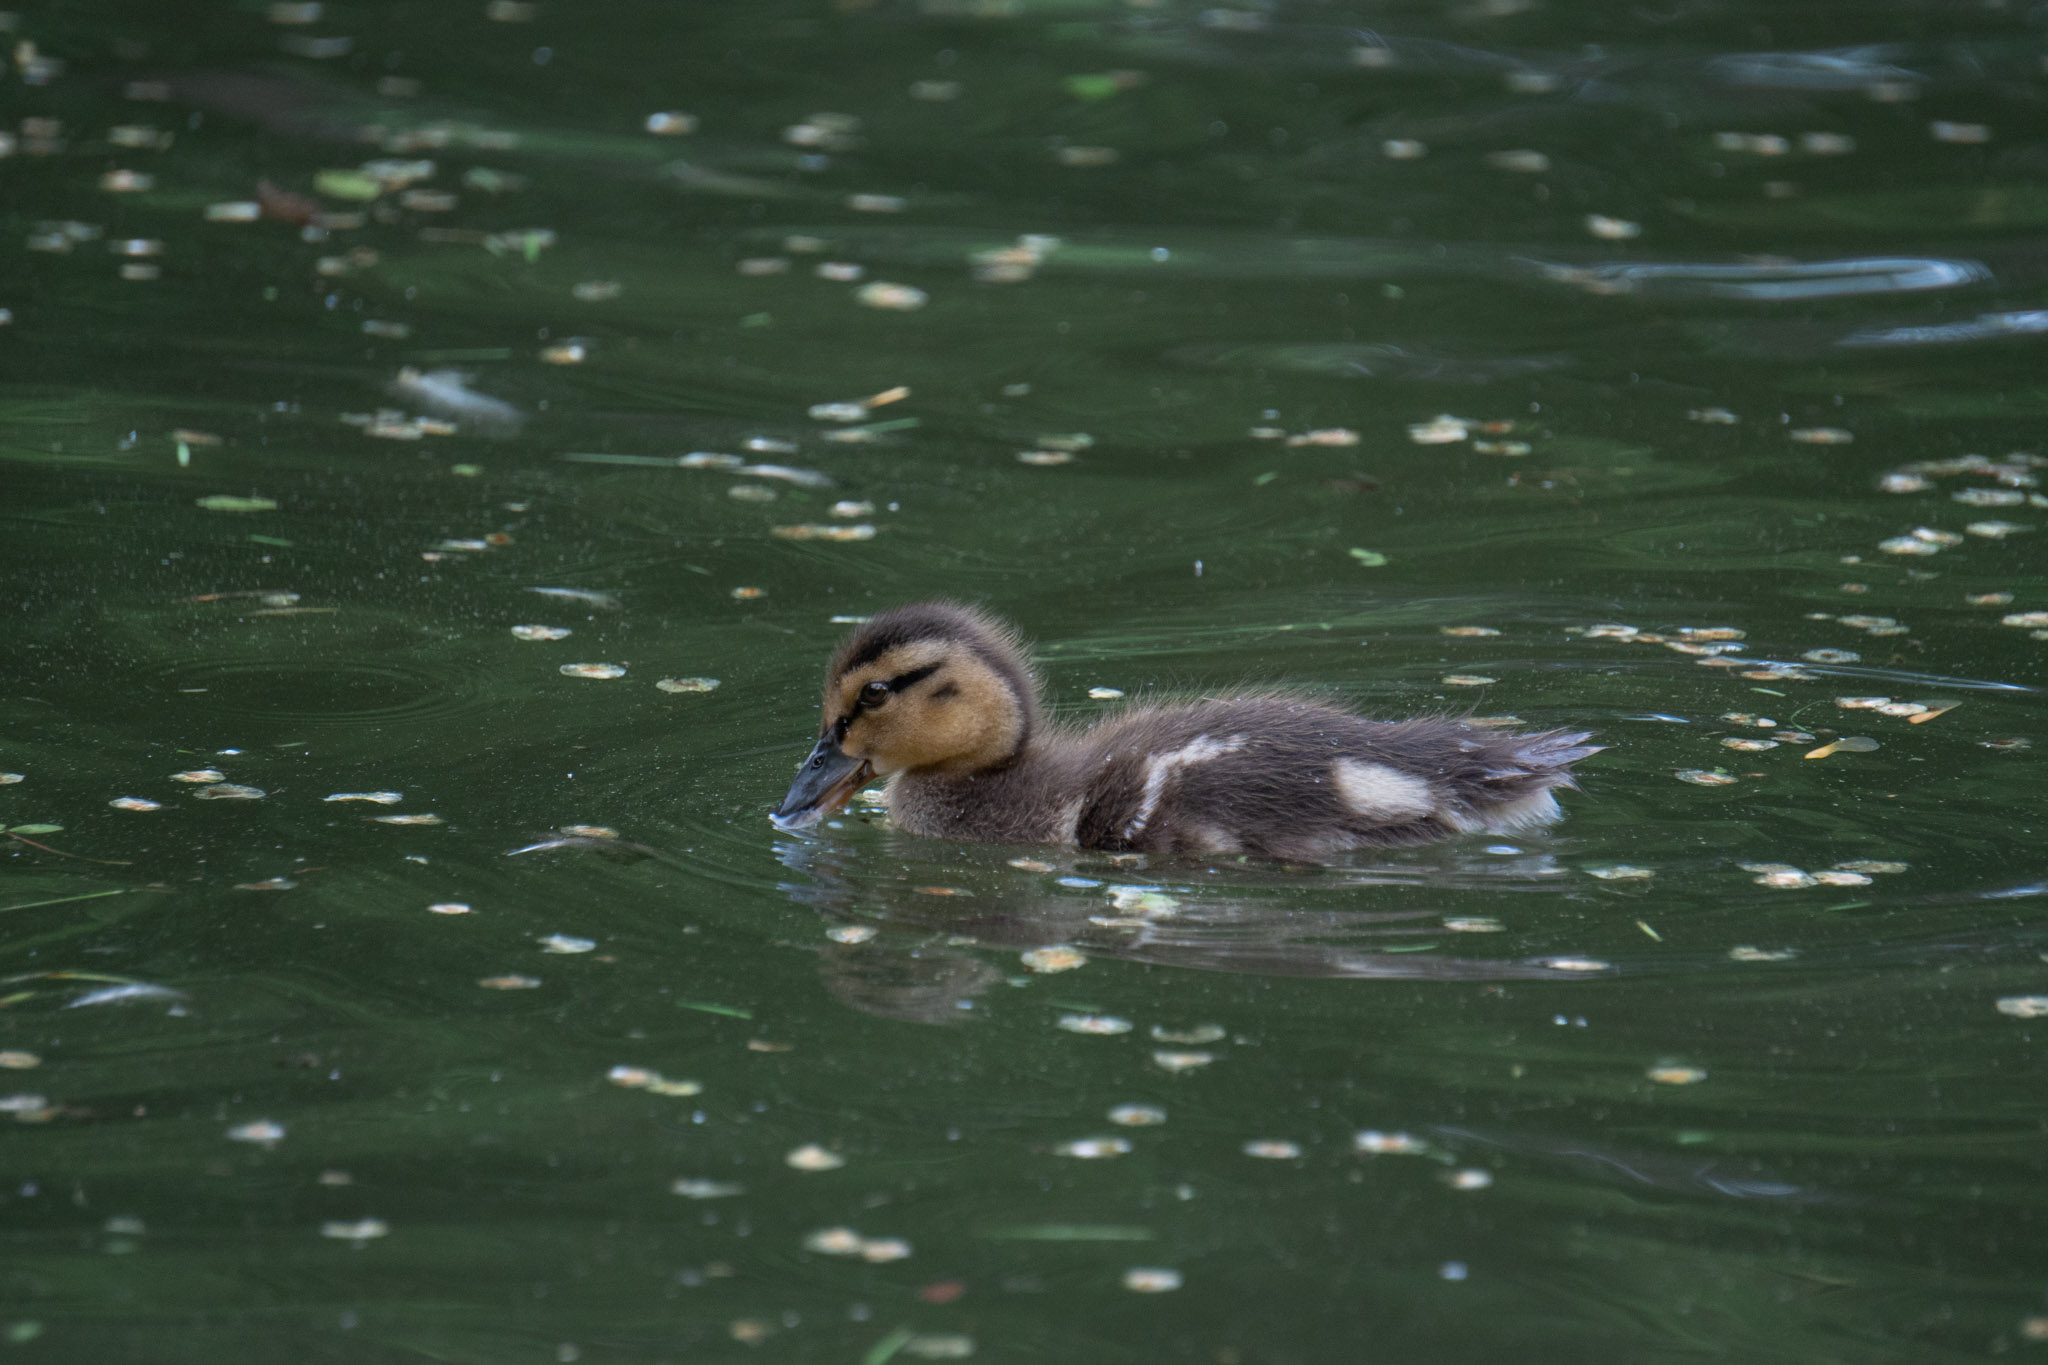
[3, 2, 2046, 1361]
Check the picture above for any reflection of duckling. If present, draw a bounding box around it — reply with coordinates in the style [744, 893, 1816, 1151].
[771, 603, 1599, 860]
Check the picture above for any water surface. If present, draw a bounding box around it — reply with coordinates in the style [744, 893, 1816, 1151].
[3, 2, 2046, 1361]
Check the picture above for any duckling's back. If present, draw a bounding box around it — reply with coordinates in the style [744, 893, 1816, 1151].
[1060, 698, 1596, 860]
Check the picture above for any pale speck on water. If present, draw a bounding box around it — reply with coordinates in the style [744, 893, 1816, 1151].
[785, 1144, 845, 1172]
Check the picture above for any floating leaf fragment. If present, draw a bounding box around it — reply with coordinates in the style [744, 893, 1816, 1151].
[538, 934, 595, 954]
[320, 1218, 389, 1243]
[1109, 1104, 1166, 1126]
[1122, 1268, 1182, 1293]
[227, 1119, 286, 1145]
[193, 783, 265, 800]
[1647, 1064, 1707, 1085]
[1057, 1013, 1131, 1036]
[786, 1143, 845, 1171]
[1354, 1130, 1428, 1155]
[1149, 1023, 1224, 1044]
[1348, 548, 1389, 567]
[1804, 736, 1877, 759]
[1243, 1139, 1301, 1159]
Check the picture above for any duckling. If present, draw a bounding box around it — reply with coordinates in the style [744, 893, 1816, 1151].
[770, 602, 1599, 860]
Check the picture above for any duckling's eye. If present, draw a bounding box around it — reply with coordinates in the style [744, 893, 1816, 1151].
[859, 680, 890, 706]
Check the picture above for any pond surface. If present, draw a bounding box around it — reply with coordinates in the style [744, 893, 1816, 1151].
[3, 1, 2047, 1361]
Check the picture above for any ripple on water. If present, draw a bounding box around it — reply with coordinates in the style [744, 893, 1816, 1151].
[146, 657, 479, 730]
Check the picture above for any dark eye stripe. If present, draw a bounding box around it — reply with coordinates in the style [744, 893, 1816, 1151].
[885, 662, 942, 692]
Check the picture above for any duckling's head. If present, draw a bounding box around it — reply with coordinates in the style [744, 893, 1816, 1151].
[771, 602, 1038, 831]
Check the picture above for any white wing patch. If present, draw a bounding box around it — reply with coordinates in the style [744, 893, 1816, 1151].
[1123, 734, 1245, 842]
[1332, 758, 1437, 822]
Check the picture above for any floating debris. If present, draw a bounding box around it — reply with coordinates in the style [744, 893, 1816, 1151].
[559, 663, 627, 679]
[855, 281, 927, 310]
[1587, 865, 1654, 881]
[427, 903, 471, 915]
[1446, 1169, 1494, 1190]
[193, 783, 265, 800]
[1729, 945, 1798, 962]
[1055, 1137, 1131, 1159]
[1801, 649, 1860, 664]
[1442, 674, 1495, 687]
[786, 1143, 845, 1171]
[1804, 736, 1878, 759]
[1243, 1139, 1302, 1159]
[478, 975, 541, 990]
[1151, 1050, 1214, 1073]
[1354, 1130, 1428, 1155]
[538, 934, 595, 954]
[1088, 687, 1125, 699]
[1647, 1064, 1707, 1085]
[1058, 1014, 1132, 1036]
[371, 813, 442, 825]
[771, 523, 876, 542]
[195, 495, 276, 512]
[1407, 415, 1469, 444]
[608, 1066, 701, 1097]
[1585, 214, 1641, 240]
[1017, 450, 1073, 466]
[1443, 917, 1504, 932]
[1995, 996, 2048, 1018]
[1021, 946, 1087, 973]
[1484, 149, 1550, 172]
[528, 587, 621, 611]
[320, 1218, 389, 1244]
[109, 797, 162, 811]
[804, 1227, 865, 1256]
[1836, 860, 1907, 874]
[827, 925, 876, 944]
[1675, 769, 1738, 786]
[1150, 1024, 1225, 1044]
[511, 625, 571, 641]
[0, 1053, 39, 1070]
[671, 1179, 744, 1199]
[1788, 427, 1852, 444]
[1122, 1267, 1182, 1293]
[1109, 1104, 1166, 1126]
[645, 111, 699, 135]
[227, 1119, 286, 1145]
[1537, 957, 1610, 972]
[1722, 738, 1779, 752]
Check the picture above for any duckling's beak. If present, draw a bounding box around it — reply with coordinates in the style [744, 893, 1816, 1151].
[770, 737, 874, 832]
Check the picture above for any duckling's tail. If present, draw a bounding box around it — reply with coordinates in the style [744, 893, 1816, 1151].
[1505, 729, 1603, 788]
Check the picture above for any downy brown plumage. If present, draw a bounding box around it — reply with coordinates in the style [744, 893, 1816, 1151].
[771, 602, 1600, 860]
